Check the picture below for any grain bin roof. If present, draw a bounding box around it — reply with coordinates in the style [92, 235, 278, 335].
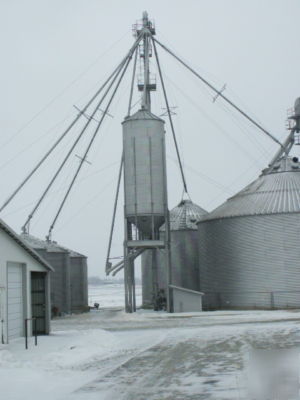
[123, 109, 164, 123]
[200, 157, 300, 222]
[20, 233, 86, 258]
[161, 199, 208, 231]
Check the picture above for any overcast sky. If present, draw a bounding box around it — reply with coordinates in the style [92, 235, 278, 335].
[1, 0, 300, 278]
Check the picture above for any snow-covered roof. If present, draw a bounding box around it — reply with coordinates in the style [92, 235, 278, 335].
[21, 233, 86, 258]
[0, 219, 54, 271]
[169, 285, 204, 296]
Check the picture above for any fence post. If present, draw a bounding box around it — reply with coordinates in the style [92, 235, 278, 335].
[34, 318, 37, 346]
[25, 319, 28, 350]
[24, 318, 38, 349]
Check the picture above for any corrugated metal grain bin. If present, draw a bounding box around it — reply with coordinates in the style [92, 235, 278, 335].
[198, 157, 300, 310]
[21, 234, 88, 315]
[142, 199, 207, 308]
[69, 250, 88, 313]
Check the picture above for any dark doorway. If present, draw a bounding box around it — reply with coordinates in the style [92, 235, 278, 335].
[31, 272, 46, 334]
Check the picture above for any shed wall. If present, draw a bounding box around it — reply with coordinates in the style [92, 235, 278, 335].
[173, 289, 203, 312]
[0, 229, 51, 343]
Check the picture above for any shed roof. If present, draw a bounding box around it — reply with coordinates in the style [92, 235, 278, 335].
[169, 285, 204, 296]
[200, 157, 300, 222]
[0, 220, 54, 271]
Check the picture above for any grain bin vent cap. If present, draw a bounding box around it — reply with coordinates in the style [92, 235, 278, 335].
[161, 199, 208, 231]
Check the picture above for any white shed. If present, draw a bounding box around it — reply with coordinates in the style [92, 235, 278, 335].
[170, 285, 204, 313]
[0, 219, 53, 344]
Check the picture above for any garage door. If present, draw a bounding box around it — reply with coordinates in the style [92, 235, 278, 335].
[7, 262, 24, 340]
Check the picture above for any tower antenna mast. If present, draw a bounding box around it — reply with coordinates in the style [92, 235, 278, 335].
[137, 11, 156, 110]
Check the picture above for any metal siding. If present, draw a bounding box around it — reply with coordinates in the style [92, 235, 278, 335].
[142, 230, 200, 306]
[70, 257, 88, 312]
[198, 213, 300, 310]
[142, 200, 207, 307]
[161, 200, 208, 231]
[141, 250, 154, 307]
[173, 289, 202, 312]
[29, 241, 88, 315]
[36, 250, 71, 315]
[203, 164, 300, 222]
[7, 262, 24, 339]
[123, 111, 166, 234]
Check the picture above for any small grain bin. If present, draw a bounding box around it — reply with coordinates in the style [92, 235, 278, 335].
[21, 234, 88, 315]
[142, 199, 208, 308]
[68, 248, 88, 313]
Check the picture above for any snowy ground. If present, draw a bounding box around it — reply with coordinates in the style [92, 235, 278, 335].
[88, 284, 142, 308]
[1, 308, 300, 399]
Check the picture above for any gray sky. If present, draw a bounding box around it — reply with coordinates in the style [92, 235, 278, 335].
[1, 0, 300, 278]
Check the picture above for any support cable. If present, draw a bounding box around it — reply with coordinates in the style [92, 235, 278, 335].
[21, 54, 129, 234]
[1, 30, 131, 150]
[105, 153, 123, 274]
[47, 51, 135, 240]
[151, 37, 188, 194]
[163, 74, 266, 167]
[0, 34, 143, 214]
[127, 48, 138, 116]
[153, 37, 283, 149]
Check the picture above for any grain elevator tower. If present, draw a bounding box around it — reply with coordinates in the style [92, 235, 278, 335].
[122, 12, 171, 313]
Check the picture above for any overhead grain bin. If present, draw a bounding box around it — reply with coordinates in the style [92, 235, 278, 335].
[123, 109, 166, 239]
[198, 156, 300, 310]
[21, 234, 88, 315]
[142, 199, 208, 308]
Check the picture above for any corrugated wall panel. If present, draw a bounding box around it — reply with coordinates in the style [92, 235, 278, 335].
[142, 230, 200, 306]
[70, 257, 88, 312]
[198, 213, 300, 310]
[7, 262, 24, 339]
[36, 250, 71, 315]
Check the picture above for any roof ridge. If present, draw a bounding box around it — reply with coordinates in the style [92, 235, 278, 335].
[0, 219, 53, 271]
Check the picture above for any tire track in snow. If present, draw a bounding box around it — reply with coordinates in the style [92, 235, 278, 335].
[72, 322, 300, 400]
